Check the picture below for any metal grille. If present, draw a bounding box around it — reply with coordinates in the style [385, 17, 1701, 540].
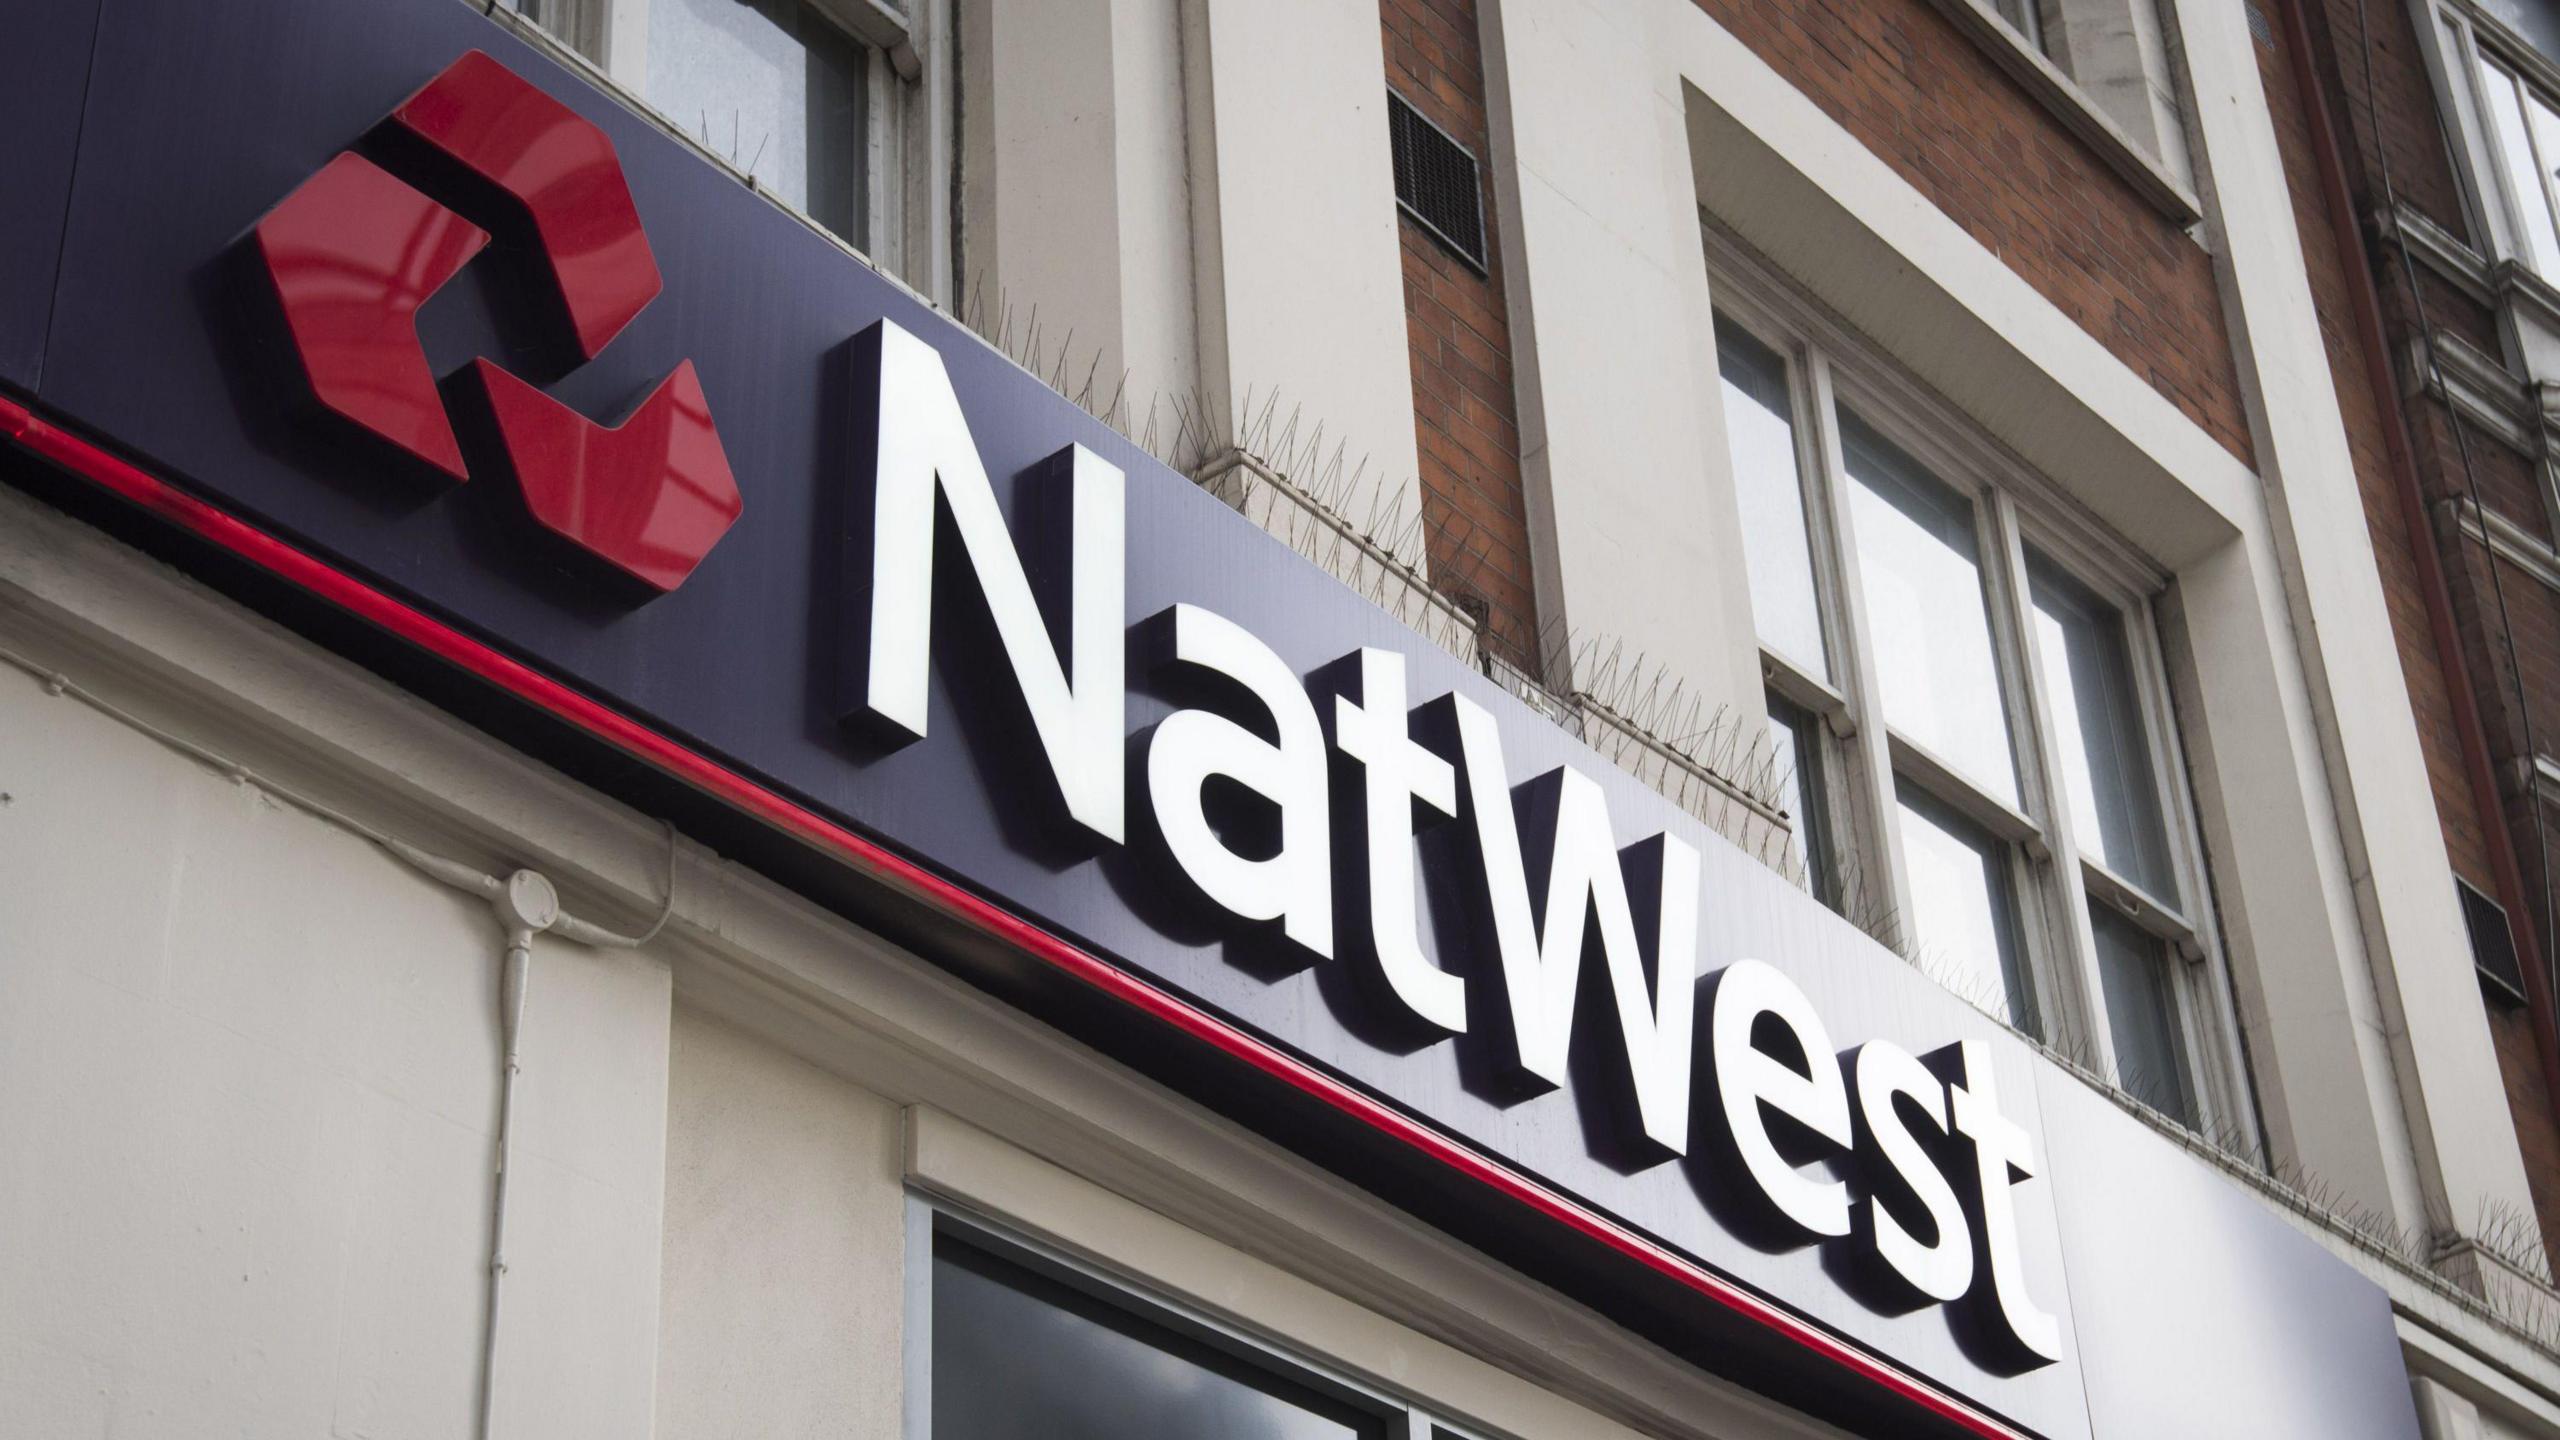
[2459, 876, 2529, 1006]
[1389, 91, 1488, 274]
[2245, 0, 2274, 47]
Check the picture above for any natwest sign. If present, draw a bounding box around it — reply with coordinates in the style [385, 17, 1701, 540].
[0, 6, 2420, 1439]
[843, 313, 2066, 1371]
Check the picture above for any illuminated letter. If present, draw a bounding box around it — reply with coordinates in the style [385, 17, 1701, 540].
[1709, 959, 1852, 1237]
[1850, 1041, 1974, 1302]
[1329, 648, 1465, 1032]
[1146, 605, 1333, 956]
[1947, 1039, 2064, 1366]
[1451, 694, 1697, 1155]
[848, 318, 1126, 843]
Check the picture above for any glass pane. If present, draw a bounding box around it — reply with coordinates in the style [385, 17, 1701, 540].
[2092, 906, 2194, 1125]
[648, 0, 869, 243]
[935, 1237, 1383, 1440]
[1767, 693, 1836, 909]
[2026, 552, 2176, 899]
[2525, 84, 2560, 278]
[1842, 412, 2019, 805]
[1717, 319, 1829, 679]
[1895, 783, 2033, 1031]
[2480, 58, 2560, 278]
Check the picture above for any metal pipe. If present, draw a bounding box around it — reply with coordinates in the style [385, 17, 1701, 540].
[478, 926, 535, 1440]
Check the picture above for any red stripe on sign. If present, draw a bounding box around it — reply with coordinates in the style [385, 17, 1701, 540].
[0, 392, 2033, 1440]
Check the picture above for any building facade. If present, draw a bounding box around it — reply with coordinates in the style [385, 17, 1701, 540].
[5, 0, 2560, 1435]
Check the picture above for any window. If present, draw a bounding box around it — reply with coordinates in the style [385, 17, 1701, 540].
[1709, 232, 2244, 1137]
[934, 1236, 1384, 1440]
[1955, 0, 2198, 202]
[1720, 318, 1830, 682]
[646, 0, 871, 243]
[920, 1214, 1504, 1440]
[1766, 691, 1837, 907]
[1993, 0, 2053, 59]
[2472, 47, 2560, 283]
[519, 0, 946, 292]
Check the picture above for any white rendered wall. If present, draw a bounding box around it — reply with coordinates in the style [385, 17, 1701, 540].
[1479, 0, 1767, 722]
[1178, 0, 1424, 531]
[0, 647, 672, 1440]
[959, 0, 1199, 428]
[654, 1007, 907, 1439]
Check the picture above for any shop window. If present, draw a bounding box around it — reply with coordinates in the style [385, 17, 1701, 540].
[933, 1236, 1383, 1440]
[1707, 229, 2249, 1141]
[921, 1217, 1504, 1440]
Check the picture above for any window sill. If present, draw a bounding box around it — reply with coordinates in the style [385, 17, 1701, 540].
[1919, 0, 2204, 228]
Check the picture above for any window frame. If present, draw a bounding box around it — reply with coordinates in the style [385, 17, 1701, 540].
[2465, 34, 2560, 281]
[1705, 220, 2255, 1143]
[907, 1196, 1508, 1440]
[513, 0, 954, 300]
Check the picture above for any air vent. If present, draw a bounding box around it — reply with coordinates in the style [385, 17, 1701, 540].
[1388, 91, 1488, 275]
[2244, 0, 2274, 47]
[2459, 875, 2529, 1007]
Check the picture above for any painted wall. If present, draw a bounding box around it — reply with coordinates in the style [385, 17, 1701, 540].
[0, 646, 672, 1439]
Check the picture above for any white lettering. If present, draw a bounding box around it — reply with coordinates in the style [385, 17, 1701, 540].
[1710, 959, 1853, 1238]
[1853, 1041, 1975, 1302]
[1948, 1039, 2064, 1364]
[852, 318, 1126, 842]
[1330, 648, 1466, 1032]
[1146, 604, 1334, 956]
[1452, 693, 1698, 1155]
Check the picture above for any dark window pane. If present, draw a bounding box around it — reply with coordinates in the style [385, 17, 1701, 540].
[1895, 783, 2033, 1032]
[1766, 692, 1837, 910]
[933, 1236, 1384, 1440]
[2025, 552, 2175, 899]
[2091, 906, 2194, 1125]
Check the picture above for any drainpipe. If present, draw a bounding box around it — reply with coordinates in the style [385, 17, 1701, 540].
[2267, 0, 2560, 1160]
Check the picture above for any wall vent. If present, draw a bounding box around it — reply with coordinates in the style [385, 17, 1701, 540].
[2459, 875, 2529, 1007]
[1388, 91, 1488, 275]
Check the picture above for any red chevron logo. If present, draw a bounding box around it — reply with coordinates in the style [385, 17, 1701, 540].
[253, 50, 741, 592]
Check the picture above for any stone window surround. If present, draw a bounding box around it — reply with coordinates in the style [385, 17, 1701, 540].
[1706, 222, 2259, 1145]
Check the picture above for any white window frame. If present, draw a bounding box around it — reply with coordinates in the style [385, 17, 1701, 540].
[2446, 9, 2560, 281]
[510, 0, 954, 300]
[1706, 220, 2256, 1146]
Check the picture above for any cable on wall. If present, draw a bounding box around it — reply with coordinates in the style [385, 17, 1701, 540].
[0, 639, 678, 1440]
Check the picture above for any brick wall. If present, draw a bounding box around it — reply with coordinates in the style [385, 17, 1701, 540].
[2277, 0, 2560, 1266]
[1693, 0, 2257, 466]
[1379, 0, 1542, 673]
